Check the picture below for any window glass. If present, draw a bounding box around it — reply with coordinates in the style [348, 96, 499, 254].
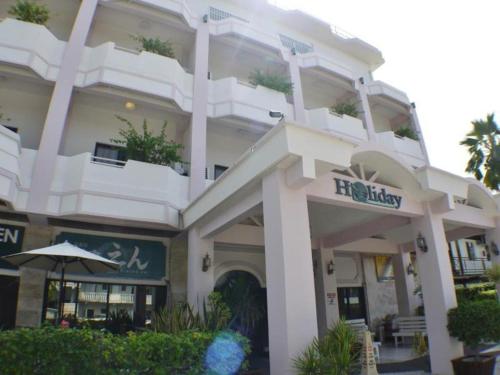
[94, 143, 127, 163]
[214, 165, 228, 180]
[374, 255, 395, 281]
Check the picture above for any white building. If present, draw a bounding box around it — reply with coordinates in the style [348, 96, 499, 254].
[0, 1, 498, 374]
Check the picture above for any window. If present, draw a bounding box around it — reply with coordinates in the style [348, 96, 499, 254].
[466, 242, 476, 260]
[121, 285, 127, 292]
[86, 309, 94, 318]
[214, 165, 228, 180]
[4, 126, 18, 133]
[374, 256, 395, 281]
[94, 143, 127, 163]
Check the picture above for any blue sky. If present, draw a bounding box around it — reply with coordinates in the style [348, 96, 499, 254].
[274, 0, 499, 177]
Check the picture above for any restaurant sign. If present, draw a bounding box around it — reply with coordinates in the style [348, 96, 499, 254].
[0, 223, 25, 270]
[334, 178, 403, 209]
[56, 232, 166, 280]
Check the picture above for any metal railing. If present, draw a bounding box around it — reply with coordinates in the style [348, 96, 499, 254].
[209, 7, 248, 22]
[90, 155, 127, 168]
[450, 257, 491, 277]
[279, 34, 314, 54]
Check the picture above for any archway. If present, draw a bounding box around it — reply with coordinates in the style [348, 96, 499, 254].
[215, 270, 269, 357]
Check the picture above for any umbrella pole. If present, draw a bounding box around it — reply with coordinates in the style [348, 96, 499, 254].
[57, 260, 65, 324]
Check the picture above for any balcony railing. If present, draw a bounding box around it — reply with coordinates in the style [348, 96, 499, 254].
[450, 257, 491, 277]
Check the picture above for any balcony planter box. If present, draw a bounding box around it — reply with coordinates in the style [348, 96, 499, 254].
[452, 355, 496, 375]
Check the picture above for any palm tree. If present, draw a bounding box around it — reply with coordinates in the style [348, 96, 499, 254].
[460, 113, 500, 190]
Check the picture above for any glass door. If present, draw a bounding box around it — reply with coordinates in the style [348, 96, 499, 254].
[337, 287, 367, 322]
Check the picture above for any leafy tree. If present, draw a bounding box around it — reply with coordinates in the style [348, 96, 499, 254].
[8, 0, 49, 25]
[460, 113, 500, 190]
[111, 115, 183, 166]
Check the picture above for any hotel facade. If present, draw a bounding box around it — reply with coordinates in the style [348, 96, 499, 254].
[0, 0, 498, 374]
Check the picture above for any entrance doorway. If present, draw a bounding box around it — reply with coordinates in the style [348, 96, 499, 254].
[337, 287, 367, 322]
[215, 271, 268, 355]
[0, 275, 19, 329]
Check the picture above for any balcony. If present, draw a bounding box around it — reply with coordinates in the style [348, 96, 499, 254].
[367, 80, 411, 107]
[377, 131, 426, 167]
[306, 108, 367, 143]
[208, 77, 292, 125]
[450, 257, 491, 278]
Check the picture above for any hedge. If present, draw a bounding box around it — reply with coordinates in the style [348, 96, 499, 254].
[455, 282, 496, 303]
[0, 326, 250, 375]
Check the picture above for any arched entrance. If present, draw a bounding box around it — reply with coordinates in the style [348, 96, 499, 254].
[215, 271, 269, 357]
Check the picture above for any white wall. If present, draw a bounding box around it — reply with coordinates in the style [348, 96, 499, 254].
[0, 78, 51, 150]
[206, 125, 257, 180]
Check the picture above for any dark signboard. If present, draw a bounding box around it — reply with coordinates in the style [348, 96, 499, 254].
[55, 232, 166, 280]
[0, 224, 25, 270]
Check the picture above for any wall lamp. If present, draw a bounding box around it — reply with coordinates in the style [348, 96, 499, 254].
[406, 263, 416, 276]
[269, 111, 285, 121]
[327, 260, 335, 275]
[416, 233, 428, 253]
[202, 253, 211, 272]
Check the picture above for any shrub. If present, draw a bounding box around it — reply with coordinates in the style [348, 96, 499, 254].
[448, 300, 500, 352]
[332, 102, 359, 118]
[455, 282, 496, 303]
[394, 126, 419, 140]
[111, 115, 183, 167]
[293, 319, 361, 375]
[8, 0, 49, 25]
[248, 70, 293, 95]
[131, 35, 175, 58]
[0, 326, 250, 374]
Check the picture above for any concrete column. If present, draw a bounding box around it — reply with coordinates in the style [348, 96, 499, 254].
[288, 53, 307, 124]
[356, 81, 377, 141]
[314, 246, 340, 337]
[393, 249, 418, 316]
[411, 203, 463, 375]
[27, 0, 98, 213]
[188, 19, 210, 201]
[186, 227, 214, 309]
[409, 103, 431, 165]
[262, 169, 318, 374]
[485, 219, 500, 297]
[16, 267, 46, 327]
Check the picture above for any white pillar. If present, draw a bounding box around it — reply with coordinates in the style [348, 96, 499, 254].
[356, 79, 377, 141]
[485, 219, 500, 297]
[393, 249, 418, 316]
[262, 169, 318, 374]
[288, 52, 307, 124]
[188, 19, 210, 201]
[410, 103, 431, 165]
[27, 0, 98, 213]
[314, 246, 340, 337]
[186, 227, 214, 309]
[411, 203, 463, 375]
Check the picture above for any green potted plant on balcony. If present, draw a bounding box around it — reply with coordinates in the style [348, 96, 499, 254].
[248, 70, 293, 96]
[111, 115, 183, 167]
[8, 0, 50, 25]
[394, 126, 419, 141]
[131, 35, 175, 58]
[331, 101, 359, 118]
[447, 299, 500, 375]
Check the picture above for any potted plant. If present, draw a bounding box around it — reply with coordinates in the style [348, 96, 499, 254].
[447, 300, 500, 375]
[248, 70, 293, 95]
[8, 0, 49, 25]
[394, 126, 419, 140]
[130, 35, 175, 58]
[111, 115, 183, 167]
[331, 101, 359, 118]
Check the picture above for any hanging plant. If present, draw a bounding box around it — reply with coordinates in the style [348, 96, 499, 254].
[8, 0, 50, 25]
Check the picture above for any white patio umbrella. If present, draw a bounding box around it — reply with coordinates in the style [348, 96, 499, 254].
[2, 241, 120, 322]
